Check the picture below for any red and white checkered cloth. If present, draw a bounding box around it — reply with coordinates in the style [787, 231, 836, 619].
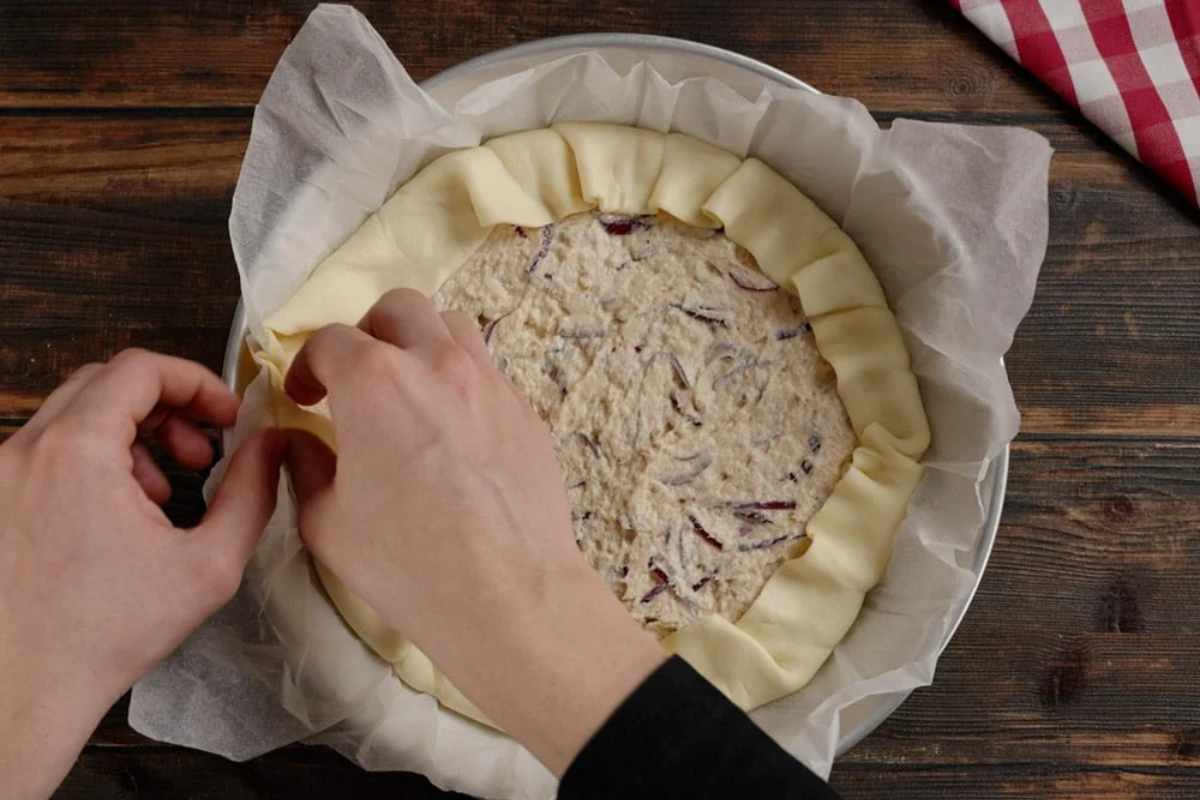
[951, 0, 1200, 207]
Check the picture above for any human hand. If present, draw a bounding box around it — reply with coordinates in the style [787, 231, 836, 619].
[0, 350, 283, 799]
[284, 289, 665, 775]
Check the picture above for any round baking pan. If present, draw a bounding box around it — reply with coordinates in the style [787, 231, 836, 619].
[222, 32, 1007, 760]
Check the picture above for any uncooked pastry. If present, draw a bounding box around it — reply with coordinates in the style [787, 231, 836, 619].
[255, 123, 930, 721]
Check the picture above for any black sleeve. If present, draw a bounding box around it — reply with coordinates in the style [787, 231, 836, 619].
[559, 656, 842, 799]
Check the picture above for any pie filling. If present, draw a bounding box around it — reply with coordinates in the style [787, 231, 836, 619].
[435, 211, 855, 634]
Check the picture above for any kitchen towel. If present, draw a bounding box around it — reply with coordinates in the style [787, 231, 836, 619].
[953, 0, 1199, 206]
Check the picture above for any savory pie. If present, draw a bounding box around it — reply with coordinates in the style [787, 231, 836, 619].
[257, 123, 929, 720]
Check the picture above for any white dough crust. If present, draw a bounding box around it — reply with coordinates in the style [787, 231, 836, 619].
[267, 147, 553, 336]
[485, 128, 593, 220]
[810, 307, 930, 458]
[649, 132, 742, 228]
[701, 158, 841, 285]
[258, 124, 930, 722]
[553, 122, 665, 214]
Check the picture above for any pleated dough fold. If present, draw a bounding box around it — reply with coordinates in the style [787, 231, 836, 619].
[485, 128, 593, 219]
[810, 307, 931, 458]
[553, 122, 666, 214]
[648, 132, 741, 228]
[267, 147, 553, 337]
[257, 123, 931, 724]
[791, 231, 887, 316]
[663, 423, 923, 707]
[702, 158, 842, 285]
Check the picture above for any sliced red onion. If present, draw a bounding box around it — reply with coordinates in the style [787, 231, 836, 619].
[672, 303, 731, 328]
[643, 350, 690, 388]
[687, 514, 724, 550]
[639, 564, 672, 604]
[598, 214, 654, 235]
[732, 508, 772, 526]
[527, 224, 554, 273]
[732, 500, 797, 511]
[482, 308, 514, 346]
[775, 322, 813, 340]
[576, 432, 601, 458]
[727, 265, 778, 292]
[659, 452, 713, 486]
[668, 353, 690, 387]
[669, 391, 703, 427]
[640, 583, 669, 603]
[736, 534, 794, 552]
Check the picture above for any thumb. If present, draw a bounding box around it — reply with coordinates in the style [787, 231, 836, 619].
[187, 428, 285, 573]
[282, 429, 338, 553]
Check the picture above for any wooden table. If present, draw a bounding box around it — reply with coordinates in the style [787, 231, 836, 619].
[2, 2, 1197, 798]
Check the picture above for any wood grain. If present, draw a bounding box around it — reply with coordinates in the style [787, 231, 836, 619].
[0, 200, 237, 405]
[0, 113, 249, 221]
[54, 744, 1200, 800]
[1, 0, 1197, 797]
[0, 1, 1055, 115]
[58, 745, 472, 799]
[832, 765, 1200, 800]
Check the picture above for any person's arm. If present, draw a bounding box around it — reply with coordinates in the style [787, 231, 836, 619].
[561, 656, 840, 797]
[0, 351, 283, 799]
[282, 290, 666, 773]
[283, 288, 841, 793]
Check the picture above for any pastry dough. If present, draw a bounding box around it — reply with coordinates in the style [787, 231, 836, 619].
[258, 124, 929, 721]
[810, 307, 930, 457]
[485, 129, 593, 219]
[701, 158, 841, 285]
[553, 122, 665, 214]
[267, 147, 553, 336]
[648, 132, 742, 227]
[791, 232, 887, 317]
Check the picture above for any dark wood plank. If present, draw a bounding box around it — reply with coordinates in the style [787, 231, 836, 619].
[1012, 158, 1200, 437]
[0, 112, 1119, 229]
[3, 1, 1197, 797]
[57, 745, 472, 799]
[0, 1, 1057, 115]
[60, 746, 1200, 800]
[834, 437, 1200, 772]
[0, 200, 238, 412]
[0, 110, 1140, 221]
[830, 763, 1200, 800]
[0, 113, 249, 222]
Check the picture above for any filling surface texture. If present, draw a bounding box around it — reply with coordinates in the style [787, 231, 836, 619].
[434, 211, 855, 634]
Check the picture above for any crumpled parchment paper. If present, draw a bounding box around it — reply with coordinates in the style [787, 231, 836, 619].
[130, 5, 1051, 798]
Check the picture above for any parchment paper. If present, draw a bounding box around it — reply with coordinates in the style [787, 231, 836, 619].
[130, 5, 1051, 797]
